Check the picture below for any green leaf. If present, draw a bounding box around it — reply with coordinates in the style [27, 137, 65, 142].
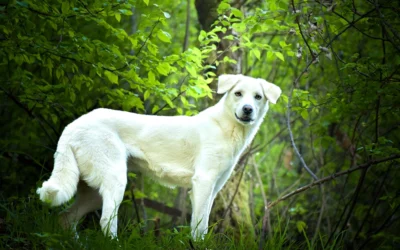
[252, 49, 261, 60]
[280, 94, 288, 104]
[70, 90, 76, 103]
[144, 90, 150, 101]
[115, 13, 121, 22]
[217, 2, 230, 13]
[104, 71, 118, 84]
[269, 1, 277, 11]
[68, 30, 75, 37]
[152, 105, 159, 114]
[47, 20, 57, 30]
[51, 114, 58, 124]
[232, 22, 246, 32]
[163, 12, 171, 19]
[296, 221, 307, 233]
[275, 51, 284, 61]
[133, 189, 147, 199]
[143, 0, 149, 6]
[16, 1, 29, 7]
[61, 2, 69, 14]
[156, 62, 171, 76]
[86, 100, 93, 109]
[148, 71, 156, 83]
[55, 68, 63, 79]
[119, 9, 133, 15]
[185, 63, 197, 77]
[157, 30, 171, 43]
[231, 8, 243, 18]
[199, 30, 207, 42]
[300, 109, 309, 120]
[279, 41, 288, 48]
[163, 97, 175, 108]
[147, 43, 158, 55]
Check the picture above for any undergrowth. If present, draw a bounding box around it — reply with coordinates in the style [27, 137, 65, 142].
[0, 195, 343, 250]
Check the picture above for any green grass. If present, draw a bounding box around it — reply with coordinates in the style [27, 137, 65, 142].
[0, 196, 343, 250]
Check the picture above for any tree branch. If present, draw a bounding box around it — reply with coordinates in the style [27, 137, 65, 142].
[221, 159, 247, 219]
[286, 86, 319, 180]
[253, 159, 272, 249]
[291, 0, 315, 60]
[267, 154, 400, 209]
[0, 85, 57, 145]
[112, 18, 161, 72]
[182, 0, 191, 52]
[152, 75, 189, 115]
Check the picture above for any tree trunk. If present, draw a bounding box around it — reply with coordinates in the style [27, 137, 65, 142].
[195, 0, 253, 237]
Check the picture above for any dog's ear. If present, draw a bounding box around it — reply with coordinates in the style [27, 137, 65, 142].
[259, 79, 282, 104]
[217, 74, 242, 94]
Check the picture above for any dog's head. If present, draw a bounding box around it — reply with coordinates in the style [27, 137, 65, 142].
[217, 74, 282, 125]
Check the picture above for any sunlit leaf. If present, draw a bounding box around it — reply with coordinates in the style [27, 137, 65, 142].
[157, 30, 171, 43]
[104, 71, 118, 84]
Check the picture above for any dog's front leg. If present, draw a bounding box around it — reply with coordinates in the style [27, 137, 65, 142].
[190, 172, 216, 240]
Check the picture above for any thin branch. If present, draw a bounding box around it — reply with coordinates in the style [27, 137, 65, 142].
[112, 18, 161, 72]
[78, 0, 95, 17]
[374, 1, 400, 44]
[182, 0, 190, 52]
[253, 159, 272, 249]
[56, 18, 65, 48]
[221, 162, 247, 220]
[353, 164, 392, 241]
[267, 154, 400, 209]
[312, 185, 326, 244]
[245, 31, 279, 75]
[293, 8, 376, 86]
[339, 168, 367, 233]
[130, 183, 141, 223]
[358, 204, 400, 249]
[250, 117, 298, 154]
[323, 9, 376, 50]
[24, 2, 124, 19]
[152, 75, 189, 115]
[27, 7, 56, 17]
[291, 0, 315, 60]
[286, 9, 378, 182]
[0, 85, 56, 145]
[316, 1, 387, 41]
[286, 86, 319, 180]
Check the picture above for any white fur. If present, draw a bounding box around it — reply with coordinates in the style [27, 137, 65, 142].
[36, 74, 281, 239]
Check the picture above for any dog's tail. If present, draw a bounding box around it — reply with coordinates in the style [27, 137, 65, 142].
[37, 135, 79, 206]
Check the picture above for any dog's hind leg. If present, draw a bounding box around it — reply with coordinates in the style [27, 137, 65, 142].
[60, 180, 102, 231]
[98, 161, 127, 238]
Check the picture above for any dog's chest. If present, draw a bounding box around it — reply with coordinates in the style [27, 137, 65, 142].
[227, 126, 248, 154]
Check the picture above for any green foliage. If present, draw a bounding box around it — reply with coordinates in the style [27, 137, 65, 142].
[1, 196, 338, 249]
[0, 0, 213, 120]
[1, 0, 400, 249]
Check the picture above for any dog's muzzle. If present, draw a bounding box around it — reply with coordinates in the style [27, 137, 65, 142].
[235, 105, 254, 123]
[235, 113, 254, 123]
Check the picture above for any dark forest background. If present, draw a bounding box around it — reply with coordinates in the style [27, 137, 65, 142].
[0, 0, 399, 249]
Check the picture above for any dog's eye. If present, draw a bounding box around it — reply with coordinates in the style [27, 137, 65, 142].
[235, 92, 242, 97]
[255, 94, 262, 100]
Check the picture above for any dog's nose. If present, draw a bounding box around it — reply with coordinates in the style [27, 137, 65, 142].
[243, 105, 253, 115]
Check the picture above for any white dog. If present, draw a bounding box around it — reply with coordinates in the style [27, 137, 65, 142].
[37, 74, 281, 239]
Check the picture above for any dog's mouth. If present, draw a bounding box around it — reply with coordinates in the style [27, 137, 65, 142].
[235, 113, 254, 124]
